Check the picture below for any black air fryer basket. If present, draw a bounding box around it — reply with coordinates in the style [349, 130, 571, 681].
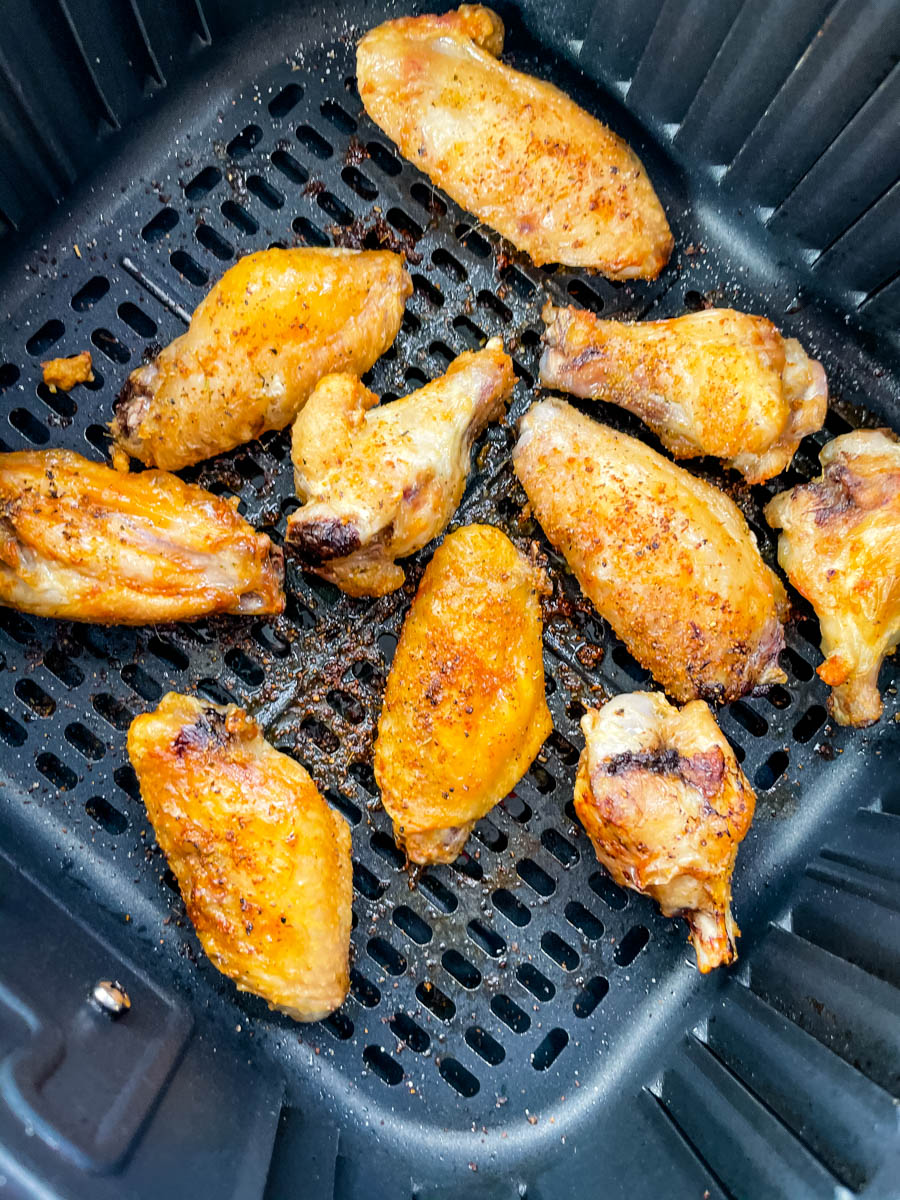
[0, 2, 898, 1197]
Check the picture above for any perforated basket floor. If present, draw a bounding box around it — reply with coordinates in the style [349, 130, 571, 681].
[1, 3, 899, 1199]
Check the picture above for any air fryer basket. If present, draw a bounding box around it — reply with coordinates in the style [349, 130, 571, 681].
[0, 2, 898, 1198]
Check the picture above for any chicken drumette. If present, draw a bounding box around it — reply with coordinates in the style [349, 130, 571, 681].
[540, 304, 827, 484]
[375, 524, 552, 864]
[575, 691, 756, 972]
[357, 6, 672, 278]
[111, 248, 411, 470]
[286, 339, 514, 596]
[128, 693, 352, 1021]
[0, 449, 283, 623]
[513, 399, 788, 703]
[765, 428, 900, 726]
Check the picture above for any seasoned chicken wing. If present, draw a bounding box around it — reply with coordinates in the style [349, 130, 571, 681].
[286, 338, 514, 596]
[128, 692, 352, 1021]
[513, 399, 788, 702]
[540, 305, 828, 483]
[111, 248, 412, 470]
[574, 691, 756, 972]
[0, 450, 283, 623]
[765, 429, 900, 727]
[374, 524, 552, 864]
[357, 6, 672, 278]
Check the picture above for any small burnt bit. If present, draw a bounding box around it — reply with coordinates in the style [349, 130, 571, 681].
[603, 746, 726, 799]
[173, 707, 230, 754]
[285, 516, 362, 563]
[113, 372, 151, 436]
[329, 213, 423, 264]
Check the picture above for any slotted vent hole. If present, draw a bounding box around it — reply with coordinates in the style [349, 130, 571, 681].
[184, 166, 221, 199]
[0, 712, 26, 747]
[227, 124, 263, 159]
[393, 905, 432, 945]
[15, 678, 56, 716]
[271, 149, 309, 186]
[195, 224, 234, 260]
[85, 795, 128, 835]
[296, 124, 332, 158]
[322, 1011, 354, 1041]
[320, 99, 356, 133]
[36, 752, 77, 791]
[349, 969, 380, 1008]
[248, 174, 284, 210]
[541, 827, 578, 867]
[341, 166, 377, 200]
[755, 749, 790, 790]
[170, 251, 208, 286]
[367, 936, 406, 977]
[491, 993, 530, 1034]
[64, 722, 105, 761]
[541, 930, 579, 971]
[565, 901, 604, 940]
[574, 976, 609, 1018]
[531, 1028, 568, 1071]
[438, 1057, 479, 1097]
[467, 919, 506, 959]
[493, 888, 531, 927]
[141, 207, 179, 243]
[390, 1013, 430, 1054]
[465, 1026, 505, 1066]
[614, 925, 650, 967]
[442, 949, 481, 989]
[416, 980, 455, 1023]
[517, 963, 555, 1002]
[71, 277, 109, 311]
[517, 858, 555, 896]
[268, 82, 303, 119]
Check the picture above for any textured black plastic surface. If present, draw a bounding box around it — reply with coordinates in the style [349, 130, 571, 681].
[0, 2, 899, 1198]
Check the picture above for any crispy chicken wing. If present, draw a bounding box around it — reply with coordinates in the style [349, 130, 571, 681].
[374, 524, 552, 864]
[128, 692, 352, 1021]
[111, 248, 412, 471]
[513, 399, 788, 702]
[285, 338, 514, 596]
[765, 429, 900, 727]
[357, 6, 672, 278]
[540, 305, 828, 483]
[0, 449, 283, 623]
[574, 691, 756, 972]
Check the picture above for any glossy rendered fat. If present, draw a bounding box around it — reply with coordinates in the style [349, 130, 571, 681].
[539, 304, 828, 483]
[374, 524, 552, 864]
[357, 6, 672, 278]
[110, 248, 412, 470]
[0, 449, 283, 623]
[127, 693, 352, 1021]
[513, 399, 788, 702]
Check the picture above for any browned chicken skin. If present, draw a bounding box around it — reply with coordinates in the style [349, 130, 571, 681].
[110, 248, 411, 471]
[128, 693, 352, 1021]
[0, 450, 283, 623]
[575, 691, 756, 972]
[540, 304, 828, 483]
[374, 524, 552, 864]
[286, 339, 514, 596]
[357, 6, 672, 278]
[765, 429, 900, 727]
[513, 399, 788, 702]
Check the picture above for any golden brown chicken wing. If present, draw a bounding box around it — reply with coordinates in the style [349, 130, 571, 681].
[356, 6, 672, 278]
[110, 248, 412, 471]
[374, 524, 552, 864]
[765, 429, 900, 727]
[0, 449, 283, 623]
[540, 304, 828, 484]
[286, 338, 514, 596]
[574, 690, 756, 972]
[127, 692, 352, 1021]
[513, 399, 788, 702]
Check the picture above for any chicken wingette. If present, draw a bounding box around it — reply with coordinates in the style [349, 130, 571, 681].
[127, 692, 352, 1021]
[540, 304, 828, 483]
[575, 691, 756, 972]
[286, 338, 515, 596]
[374, 524, 552, 864]
[356, 6, 672, 278]
[0, 449, 283, 623]
[765, 429, 900, 727]
[513, 399, 788, 702]
[111, 247, 412, 470]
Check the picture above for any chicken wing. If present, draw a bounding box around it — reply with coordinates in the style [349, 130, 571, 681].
[765, 429, 900, 726]
[111, 248, 412, 471]
[374, 524, 552, 864]
[513, 399, 788, 702]
[0, 449, 283, 623]
[540, 305, 828, 484]
[286, 338, 514, 596]
[356, 6, 672, 278]
[574, 691, 756, 972]
[127, 692, 352, 1021]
